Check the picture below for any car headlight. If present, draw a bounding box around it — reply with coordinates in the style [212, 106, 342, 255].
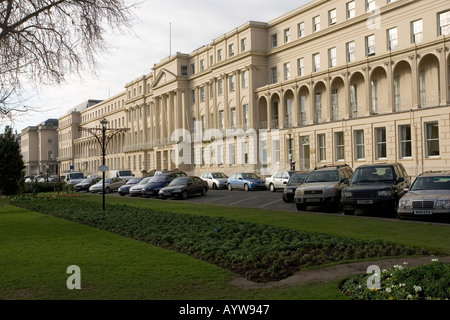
[295, 188, 303, 196]
[342, 191, 352, 198]
[377, 190, 392, 197]
[400, 199, 411, 208]
[173, 189, 182, 193]
[435, 200, 450, 208]
[285, 188, 294, 193]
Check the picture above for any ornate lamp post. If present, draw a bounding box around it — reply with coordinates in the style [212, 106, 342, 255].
[79, 118, 129, 211]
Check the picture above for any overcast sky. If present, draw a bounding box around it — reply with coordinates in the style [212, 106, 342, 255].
[10, 0, 311, 133]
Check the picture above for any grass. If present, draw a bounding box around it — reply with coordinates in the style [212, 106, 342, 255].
[1, 193, 449, 300]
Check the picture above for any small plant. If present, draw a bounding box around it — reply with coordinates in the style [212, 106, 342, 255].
[341, 259, 450, 300]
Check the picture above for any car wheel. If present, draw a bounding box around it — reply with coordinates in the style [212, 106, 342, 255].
[182, 190, 189, 200]
[119, 193, 125, 196]
[269, 183, 276, 192]
[201, 187, 207, 196]
[105, 187, 111, 193]
[212, 183, 217, 190]
[343, 209, 354, 215]
[282, 194, 288, 202]
[227, 183, 232, 191]
[296, 203, 307, 211]
[244, 184, 249, 191]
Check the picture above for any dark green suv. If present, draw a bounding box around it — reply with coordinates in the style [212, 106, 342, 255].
[341, 163, 410, 215]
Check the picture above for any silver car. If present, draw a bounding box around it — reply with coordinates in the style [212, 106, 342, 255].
[89, 177, 126, 193]
[397, 171, 450, 220]
[128, 177, 152, 196]
[200, 172, 228, 190]
[265, 171, 297, 192]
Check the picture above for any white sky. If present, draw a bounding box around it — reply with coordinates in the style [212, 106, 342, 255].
[10, 0, 311, 133]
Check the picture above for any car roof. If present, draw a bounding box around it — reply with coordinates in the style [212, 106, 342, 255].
[417, 171, 450, 177]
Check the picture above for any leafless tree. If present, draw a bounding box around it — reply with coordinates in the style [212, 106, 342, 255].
[0, 0, 137, 121]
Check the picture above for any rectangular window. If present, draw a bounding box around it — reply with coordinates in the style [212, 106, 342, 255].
[241, 142, 249, 164]
[329, 9, 337, 25]
[200, 87, 205, 101]
[218, 79, 223, 95]
[388, 27, 398, 50]
[297, 58, 305, 76]
[394, 75, 400, 112]
[284, 28, 291, 43]
[241, 38, 247, 52]
[317, 134, 326, 162]
[243, 104, 249, 130]
[217, 49, 223, 62]
[229, 75, 235, 91]
[191, 63, 195, 75]
[229, 143, 235, 165]
[273, 140, 280, 163]
[181, 65, 188, 76]
[411, 20, 423, 43]
[241, 70, 248, 88]
[350, 85, 357, 118]
[271, 67, 277, 84]
[217, 145, 223, 165]
[219, 110, 224, 132]
[229, 44, 234, 57]
[347, 1, 355, 19]
[298, 22, 305, 38]
[283, 62, 290, 81]
[313, 16, 321, 32]
[371, 80, 378, 114]
[399, 125, 412, 158]
[335, 132, 345, 161]
[366, 0, 375, 12]
[366, 34, 375, 56]
[347, 41, 356, 63]
[191, 90, 195, 104]
[375, 127, 387, 159]
[419, 70, 426, 107]
[300, 96, 307, 126]
[329, 47, 337, 68]
[438, 10, 450, 36]
[200, 59, 205, 71]
[230, 108, 236, 129]
[354, 130, 365, 160]
[331, 89, 339, 121]
[313, 53, 320, 72]
[425, 122, 440, 157]
[314, 93, 322, 123]
[271, 34, 278, 48]
[300, 136, 310, 170]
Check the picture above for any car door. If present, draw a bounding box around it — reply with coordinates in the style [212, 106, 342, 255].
[235, 174, 245, 189]
[394, 164, 409, 198]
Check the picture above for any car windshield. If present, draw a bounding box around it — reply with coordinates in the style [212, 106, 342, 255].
[69, 173, 84, 179]
[305, 170, 339, 183]
[126, 178, 142, 184]
[80, 178, 93, 183]
[97, 178, 112, 184]
[410, 176, 450, 191]
[242, 173, 260, 179]
[352, 167, 394, 184]
[212, 173, 228, 178]
[138, 177, 151, 185]
[149, 175, 168, 183]
[289, 173, 308, 183]
[169, 177, 189, 186]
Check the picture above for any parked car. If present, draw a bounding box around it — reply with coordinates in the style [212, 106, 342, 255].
[109, 170, 134, 181]
[159, 176, 208, 200]
[397, 171, 450, 220]
[282, 171, 309, 202]
[142, 171, 187, 197]
[60, 172, 85, 185]
[294, 165, 353, 211]
[265, 171, 297, 192]
[89, 177, 126, 193]
[74, 177, 101, 192]
[117, 177, 143, 196]
[341, 163, 410, 215]
[200, 172, 229, 190]
[129, 177, 152, 196]
[227, 173, 267, 191]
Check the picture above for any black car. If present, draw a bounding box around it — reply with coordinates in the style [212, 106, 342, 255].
[282, 171, 309, 202]
[74, 177, 101, 192]
[341, 163, 410, 215]
[142, 171, 187, 197]
[117, 177, 143, 196]
[158, 176, 208, 200]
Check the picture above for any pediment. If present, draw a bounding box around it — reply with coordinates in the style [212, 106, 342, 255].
[152, 68, 177, 88]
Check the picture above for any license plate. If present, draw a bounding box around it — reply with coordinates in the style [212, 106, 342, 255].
[306, 198, 321, 202]
[414, 210, 432, 215]
[357, 200, 373, 204]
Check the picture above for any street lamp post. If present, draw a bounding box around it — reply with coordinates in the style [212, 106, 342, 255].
[79, 118, 129, 211]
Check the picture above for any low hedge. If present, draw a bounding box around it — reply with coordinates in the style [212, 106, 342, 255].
[10, 195, 429, 282]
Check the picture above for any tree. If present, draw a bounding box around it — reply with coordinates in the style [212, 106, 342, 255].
[0, 0, 137, 121]
[0, 126, 24, 195]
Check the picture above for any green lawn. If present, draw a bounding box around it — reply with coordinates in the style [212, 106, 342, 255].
[1, 194, 448, 300]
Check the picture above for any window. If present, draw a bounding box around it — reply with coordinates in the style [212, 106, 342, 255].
[243, 104, 249, 130]
[399, 125, 412, 158]
[335, 132, 345, 161]
[298, 22, 305, 38]
[387, 27, 398, 50]
[241, 70, 248, 88]
[191, 90, 195, 104]
[229, 75, 235, 91]
[200, 87, 205, 101]
[229, 143, 235, 165]
[217, 49, 223, 62]
[366, 0, 376, 12]
[241, 38, 247, 52]
[347, 41, 355, 63]
[329, 47, 337, 68]
[191, 63, 195, 75]
[301, 136, 310, 170]
[219, 110, 224, 131]
[217, 145, 223, 165]
[273, 139, 280, 163]
[313, 16, 321, 32]
[317, 134, 326, 162]
[230, 108, 236, 129]
[419, 70, 426, 107]
[350, 85, 357, 118]
[411, 20, 423, 43]
[314, 93, 322, 123]
[347, 1, 355, 19]
[331, 89, 339, 121]
[201, 115, 206, 132]
[218, 79, 223, 95]
[297, 58, 305, 76]
[438, 10, 450, 36]
[285, 99, 292, 127]
[200, 59, 205, 71]
[371, 80, 378, 114]
[284, 28, 291, 43]
[375, 127, 387, 159]
[394, 75, 400, 112]
[354, 130, 365, 160]
[299, 95, 307, 126]
[366, 34, 375, 56]
[283, 62, 290, 81]
[329, 9, 337, 25]
[271, 67, 277, 84]
[271, 33, 278, 48]
[229, 44, 234, 57]
[425, 122, 439, 157]
[313, 53, 320, 72]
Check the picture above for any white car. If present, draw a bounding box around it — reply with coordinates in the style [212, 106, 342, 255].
[201, 172, 229, 190]
[265, 171, 297, 192]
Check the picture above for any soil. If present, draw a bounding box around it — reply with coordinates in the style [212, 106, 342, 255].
[230, 255, 450, 289]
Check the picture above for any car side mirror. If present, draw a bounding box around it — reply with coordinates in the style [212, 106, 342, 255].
[283, 181, 287, 184]
[341, 178, 349, 184]
[239, 177, 243, 180]
[397, 177, 405, 183]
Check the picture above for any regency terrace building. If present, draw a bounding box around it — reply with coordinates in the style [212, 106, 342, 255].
[57, 0, 450, 179]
